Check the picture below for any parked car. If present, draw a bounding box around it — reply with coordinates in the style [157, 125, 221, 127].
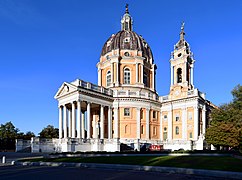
[149, 144, 163, 151]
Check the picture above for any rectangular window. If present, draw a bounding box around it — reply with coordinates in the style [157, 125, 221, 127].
[175, 126, 179, 135]
[190, 132, 193, 138]
[124, 108, 130, 116]
[153, 111, 156, 119]
[140, 109, 143, 119]
[163, 132, 167, 140]
[175, 114, 179, 121]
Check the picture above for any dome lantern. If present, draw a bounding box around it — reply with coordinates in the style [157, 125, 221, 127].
[121, 4, 133, 31]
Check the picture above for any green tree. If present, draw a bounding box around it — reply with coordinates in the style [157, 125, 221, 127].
[0, 121, 19, 150]
[206, 84, 242, 151]
[17, 131, 35, 140]
[39, 125, 59, 138]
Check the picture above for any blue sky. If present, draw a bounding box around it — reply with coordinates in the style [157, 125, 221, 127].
[0, 0, 241, 135]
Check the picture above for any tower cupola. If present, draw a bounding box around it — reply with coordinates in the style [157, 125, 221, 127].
[121, 4, 133, 31]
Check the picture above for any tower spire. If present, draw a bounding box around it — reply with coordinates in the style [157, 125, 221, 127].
[125, 3, 129, 14]
[180, 21, 185, 40]
[121, 4, 133, 31]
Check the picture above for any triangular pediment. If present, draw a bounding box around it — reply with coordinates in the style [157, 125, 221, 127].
[54, 82, 77, 99]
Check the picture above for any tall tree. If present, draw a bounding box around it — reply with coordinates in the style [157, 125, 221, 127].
[0, 122, 19, 150]
[39, 125, 59, 138]
[206, 84, 242, 151]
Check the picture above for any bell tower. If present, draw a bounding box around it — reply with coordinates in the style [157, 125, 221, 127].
[169, 22, 195, 98]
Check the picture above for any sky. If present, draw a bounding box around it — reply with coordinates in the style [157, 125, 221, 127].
[0, 0, 241, 135]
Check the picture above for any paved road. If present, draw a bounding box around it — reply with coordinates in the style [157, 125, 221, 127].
[0, 165, 229, 180]
[0, 152, 44, 165]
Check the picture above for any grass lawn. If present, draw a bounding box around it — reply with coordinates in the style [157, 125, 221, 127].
[21, 156, 242, 172]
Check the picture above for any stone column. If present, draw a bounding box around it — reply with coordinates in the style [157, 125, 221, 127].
[183, 64, 187, 83]
[136, 107, 141, 139]
[63, 105, 68, 138]
[168, 108, 172, 140]
[111, 63, 114, 85]
[81, 111, 85, 139]
[116, 61, 119, 86]
[171, 66, 174, 86]
[87, 102, 91, 139]
[160, 112, 163, 140]
[182, 107, 187, 140]
[77, 101, 81, 138]
[136, 63, 138, 83]
[108, 106, 112, 139]
[141, 64, 144, 84]
[68, 108, 72, 137]
[191, 66, 194, 86]
[98, 68, 101, 86]
[194, 106, 199, 140]
[146, 108, 150, 140]
[152, 65, 155, 90]
[100, 105, 104, 139]
[58, 106, 63, 139]
[114, 107, 119, 138]
[202, 106, 206, 135]
[93, 114, 97, 138]
[71, 102, 76, 138]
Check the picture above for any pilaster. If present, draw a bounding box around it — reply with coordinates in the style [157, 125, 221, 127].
[146, 108, 150, 140]
[136, 107, 141, 139]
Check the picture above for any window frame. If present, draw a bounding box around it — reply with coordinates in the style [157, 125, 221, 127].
[124, 68, 131, 84]
[106, 70, 111, 86]
[124, 108, 130, 117]
[175, 126, 179, 135]
[153, 111, 156, 119]
[177, 68, 182, 83]
[175, 114, 180, 121]
[189, 132, 193, 138]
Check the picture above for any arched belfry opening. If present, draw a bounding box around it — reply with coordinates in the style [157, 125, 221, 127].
[177, 68, 182, 83]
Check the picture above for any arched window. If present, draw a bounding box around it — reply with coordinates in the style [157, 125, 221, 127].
[124, 68, 131, 84]
[177, 68, 182, 83]
[175, 126, 179, 135]
[143, 71, 148, 87]
[106, 71, 111, 86]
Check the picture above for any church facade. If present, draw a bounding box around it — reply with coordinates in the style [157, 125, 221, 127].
[53, 6, 215, 152]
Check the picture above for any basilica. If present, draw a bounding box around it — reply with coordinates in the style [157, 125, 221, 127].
[17, 5, 215, 153]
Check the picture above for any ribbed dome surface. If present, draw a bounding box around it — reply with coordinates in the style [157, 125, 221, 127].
[101, 30, 153, 60]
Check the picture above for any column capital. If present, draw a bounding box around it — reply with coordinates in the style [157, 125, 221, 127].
[193, 105, 198, 110]
[136, 107, 141, 111]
